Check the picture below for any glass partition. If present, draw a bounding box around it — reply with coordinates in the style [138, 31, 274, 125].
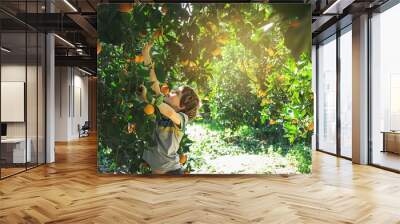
[0, 1, 46, 179]
[1, 30, 28, 177]
[38, 32, 45, 165]
[27, 30, 38, 169]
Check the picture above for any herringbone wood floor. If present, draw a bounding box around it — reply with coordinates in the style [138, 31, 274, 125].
[1, 135, 400, 224]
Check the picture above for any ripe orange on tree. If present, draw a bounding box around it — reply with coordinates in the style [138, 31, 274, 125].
[97, 41, 102, 55]
[216, 33, 229, 45]
[289, 20, 301, 29]
[307, 122, 314, 131]
[135, 55, 144, 63]
[144, 104, 155, 115]
[118, 3, 133, 13]
[180, 59, 189, 66]
[160, 84, 170, 95]
[269, 119, 276, 125]
[211, 47, 222, 56]
[179, 154, 187, 164]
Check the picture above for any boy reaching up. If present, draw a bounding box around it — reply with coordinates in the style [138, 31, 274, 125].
[139, 42, 200, 175]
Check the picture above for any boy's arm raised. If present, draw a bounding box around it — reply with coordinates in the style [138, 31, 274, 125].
[142, 42, 161, 95]
[143, 41, 180, 125]
[143, 42, 153, 66]
[149, 63, 161, 95]
[156, 102, 181, 126]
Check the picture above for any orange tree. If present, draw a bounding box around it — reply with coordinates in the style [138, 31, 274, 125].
[97, 3, 312, 174]
[205, 4, 312, 145]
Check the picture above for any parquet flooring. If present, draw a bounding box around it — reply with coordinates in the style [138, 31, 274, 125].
[0, 135, 400, 223]
[1, 167, 26, 177]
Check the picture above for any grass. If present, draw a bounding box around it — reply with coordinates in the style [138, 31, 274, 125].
[185, 121, 312, 174]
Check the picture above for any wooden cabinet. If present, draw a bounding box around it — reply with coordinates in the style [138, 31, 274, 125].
[382, 132, 400, 154]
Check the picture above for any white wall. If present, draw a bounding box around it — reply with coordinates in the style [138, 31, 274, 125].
[55, 67, 69, 141]
[55, 67, 89, 141]
[1, 63, 46, 164]
[72, 72, 89, 138]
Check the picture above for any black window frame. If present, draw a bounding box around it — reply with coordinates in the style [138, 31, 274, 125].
[315, 21, 353, 161]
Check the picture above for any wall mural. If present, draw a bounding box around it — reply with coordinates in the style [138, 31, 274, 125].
[97, 3, 312, 175]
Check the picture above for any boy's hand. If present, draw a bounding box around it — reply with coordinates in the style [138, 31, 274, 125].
[143, 41, 153, 54]
[137, 84, 148, 102]
[143, 41, 154, 66]
[151, 80, 161, 96]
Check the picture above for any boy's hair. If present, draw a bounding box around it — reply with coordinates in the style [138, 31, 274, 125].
[179, 86, 200, 121]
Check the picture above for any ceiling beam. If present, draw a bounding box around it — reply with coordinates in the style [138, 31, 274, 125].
[322, 0, 356, 15]
[67, 13, 97, 46]
[312, 15, 335, 33]
[12, 13, 82, 32]
[55, 55, 96, 73]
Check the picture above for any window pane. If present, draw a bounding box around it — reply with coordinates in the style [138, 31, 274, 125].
[371, 3, 400, 171]
[318, 36, 337, 154]
[340, 28, 352, 158]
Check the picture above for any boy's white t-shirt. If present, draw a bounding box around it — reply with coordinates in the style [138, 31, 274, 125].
[143, 112, 189, 173]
